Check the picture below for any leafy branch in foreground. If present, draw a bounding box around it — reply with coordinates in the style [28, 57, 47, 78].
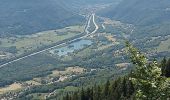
[126, 41, 170, 100]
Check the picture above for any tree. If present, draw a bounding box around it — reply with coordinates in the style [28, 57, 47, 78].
[65, 93, 70, 100]
[62, 42, 170, 100]
[126, 41, 170, 99]
[81, 88, 86, 100]
[72, 92, 79, 100]
[160, 57, 167, 76]
[165, 58, 170, 77]
[86, 87, 91, 100]
[103, 80, 110, 97]
[93, 85, 101, 100]
[110, 78, 121, 100]
[126, 79, 134, 98]
[122, 77, 127, 97]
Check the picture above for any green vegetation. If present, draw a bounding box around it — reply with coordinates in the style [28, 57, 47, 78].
[60, 42, 170, 100]
[1, 13, 170, 99]
[0, 29, 124, 87]
[157, 38, 170, 52]
[0, 0, 170, 99]
[100, 0, 170, 57]
[160, 57, 170, 77]
[62, 77, 134, 100]
[0, 0, 85, 36]
[0, 53, 60, 87]
[102, 0, 170, 26]
[0, 25, 84, 56]
[126, 42, 170, 99]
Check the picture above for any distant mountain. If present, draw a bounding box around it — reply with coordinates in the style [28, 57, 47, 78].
[65, 0, 119, 5]
[63, 0, 122, 10]
[102, 0, 170, 26]
[100, 0, 170, 38]
[0, 0, 84, 36]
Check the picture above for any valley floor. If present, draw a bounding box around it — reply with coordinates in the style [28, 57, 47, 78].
[0, 12, 170, 99]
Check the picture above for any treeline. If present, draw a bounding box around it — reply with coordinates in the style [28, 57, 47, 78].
[62, 56, 170, 100]
[62, 77, 134, 100]
[61, 42, 170, 100]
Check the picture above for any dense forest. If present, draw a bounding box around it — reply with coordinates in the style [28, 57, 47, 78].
[0, 0, 84, 36]
[61, 77, 134, 100]
[60, 42, 170, 100]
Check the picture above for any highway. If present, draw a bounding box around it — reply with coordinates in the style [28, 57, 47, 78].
[45, 14, 99, 98]
[0, 13, 98, 68]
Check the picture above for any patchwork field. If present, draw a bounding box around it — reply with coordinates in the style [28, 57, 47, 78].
[0, 66, 86, 95]
[0, 25, 84, 58]
[51, 67, 86, 77]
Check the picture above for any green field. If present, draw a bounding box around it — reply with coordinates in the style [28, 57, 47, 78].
[0, 25, 84, 56]
[157, 37, 170, 52]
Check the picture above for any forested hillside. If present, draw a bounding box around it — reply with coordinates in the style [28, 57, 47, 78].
[60, 43, 170, 100]
[0, 0, 84, 36]
[57, 77, 134, 100]
[102, 0, 170, 25]
[99, 0, 170, 57]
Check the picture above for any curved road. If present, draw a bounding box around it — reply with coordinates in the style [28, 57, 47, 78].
[0, 13, 98, 68]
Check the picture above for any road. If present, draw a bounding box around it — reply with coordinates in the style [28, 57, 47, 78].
[91, 13, 99, 34]
[0, 14, 98, 68]
[45, 13, 99, 99]
[85, 14, 92, 34]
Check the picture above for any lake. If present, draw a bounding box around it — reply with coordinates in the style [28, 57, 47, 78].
[50, 39, 92, 56]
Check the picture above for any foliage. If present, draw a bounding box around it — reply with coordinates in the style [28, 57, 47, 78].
[61, 42, 170, 100]
[126, 42, 170, 99]
[160, 57, 170, 77]
[62, 77, 134, 100]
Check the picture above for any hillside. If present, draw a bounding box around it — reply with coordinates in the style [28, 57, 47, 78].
[48, 44, 170, 100]
[0, 0, 84, 36]
[0, 0, 170, 99]
[102, 0, 170, 26]
[99, 0, 170, 57]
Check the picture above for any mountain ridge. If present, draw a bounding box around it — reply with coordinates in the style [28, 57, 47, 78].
[101, 0, 170, 26]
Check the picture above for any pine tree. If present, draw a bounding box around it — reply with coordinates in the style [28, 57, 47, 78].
[81, 88, 86, 100]
[122, 77, 127, 97]
[86, 87, 91, 100]
[126, 79, 134, 98]
[103, 80, 110, 97]
[160, 57, 167, 76]
[113, 87, 121, 100]
[72, 92, 78, 100]
[65, 93, 70, 100]
[96, 86, 101, 100]
[89, 87, 94, 100]
[93, 84, 97, 100]
[109, 80, 117, 99]
[165, 58, 170, 77]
